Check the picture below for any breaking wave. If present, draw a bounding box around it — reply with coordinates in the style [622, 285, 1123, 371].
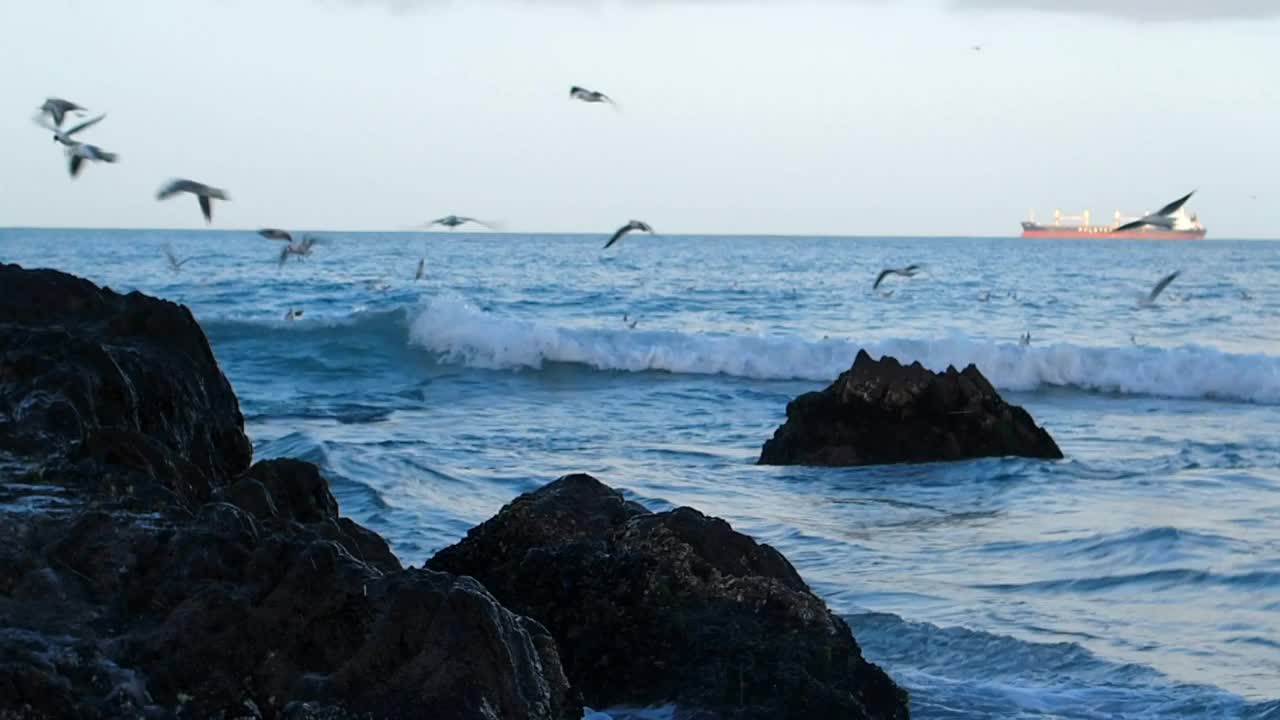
[408, 296, 1280, 404]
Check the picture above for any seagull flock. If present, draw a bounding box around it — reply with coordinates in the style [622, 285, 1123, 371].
[871, 254, 1191, 340]
[34, 96, 1239, 333]
[34, 88, 654, 267]
[32, 87, 665, 325]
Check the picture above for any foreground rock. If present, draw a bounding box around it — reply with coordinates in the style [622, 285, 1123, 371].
[429, 473, 910, 720]
[758, 350, 1062, 466]
[0, 263, 576, 720]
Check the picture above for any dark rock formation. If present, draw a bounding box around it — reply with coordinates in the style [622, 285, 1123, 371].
[0, 263, 251, 485]
[0, 263, 577, 720]
[758, 350, 1062, 466]
[429, 473, 910, 720]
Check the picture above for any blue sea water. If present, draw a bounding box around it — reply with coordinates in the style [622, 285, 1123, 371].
[3, 228, 1279, 719]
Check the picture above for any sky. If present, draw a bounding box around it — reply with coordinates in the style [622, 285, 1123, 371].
[2, 0, 1277, 237]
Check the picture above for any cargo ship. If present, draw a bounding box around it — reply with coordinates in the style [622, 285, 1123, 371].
[1020, 207, 1206, 239]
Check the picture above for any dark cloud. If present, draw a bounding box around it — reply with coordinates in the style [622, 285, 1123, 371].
[950, 0, 1280, 22]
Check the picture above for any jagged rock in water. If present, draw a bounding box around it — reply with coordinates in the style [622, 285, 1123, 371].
[429, 473, 910, 720]
[758, 350, 1063, 466]
[0, 263, 578, 720]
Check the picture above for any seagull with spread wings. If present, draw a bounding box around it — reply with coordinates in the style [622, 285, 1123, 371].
[65, 142, 118, 178]
[427, 215, 498, 230]
[38, 97, 86, 128]
[1115, 191, 1196, 232]
[34, 113, 107, 146]
[873, 264, 921, 290]
[570, 85, 617, 108]
[157, 179, 230, 223]
[1139, 270, 1181, 306]
[603, 220, 653, 249]
[163, 244, 192, 273]
[259, 229, 322, 267]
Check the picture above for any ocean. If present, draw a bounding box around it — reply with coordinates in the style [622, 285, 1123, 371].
[3, 228, 1278, 719]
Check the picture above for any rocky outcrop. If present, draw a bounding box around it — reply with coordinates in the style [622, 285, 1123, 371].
[0, 263, 577, 720]
[758, 350, 1062, 466]
[0, 264, 251, 486]
[429, 473, 910, 720]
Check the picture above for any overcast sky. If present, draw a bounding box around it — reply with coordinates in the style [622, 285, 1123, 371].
[3, 0, 1277, 237]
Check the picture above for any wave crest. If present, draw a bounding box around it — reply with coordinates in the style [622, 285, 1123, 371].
[407, 296, 1280, 404]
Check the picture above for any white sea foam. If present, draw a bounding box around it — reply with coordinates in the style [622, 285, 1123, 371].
[409, 296, 1280, 404]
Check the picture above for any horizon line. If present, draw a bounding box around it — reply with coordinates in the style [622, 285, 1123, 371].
[1, 225, 1273, 242]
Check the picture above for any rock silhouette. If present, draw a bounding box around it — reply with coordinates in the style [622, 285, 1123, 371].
[759, 350, 1062, 466]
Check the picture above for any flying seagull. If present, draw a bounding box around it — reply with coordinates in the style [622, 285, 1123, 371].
[163, 244, 192, 273]
[259, 230, 322, 268]
[1115, 191, 1196, 232]
[66, 143, 118, 178]
[34, 113, 106, 146]
[157, 179, 229, 223]
[1141, 270, 1181, 306]
[427, 215, 497, 230]
[603, 220, 653, 249]
[872, 264, 921, 290]
[277, 238, 321, 268]
[258, 228, 295, 242]
[38, 97, 86, 128]
[570, 86, 617, 108]
[284, 308, 304, 321]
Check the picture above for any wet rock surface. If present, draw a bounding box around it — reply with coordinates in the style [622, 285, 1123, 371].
[759, 350, 1062, 466]
[0, 263, 577, 720]
[429, 473, 910, 720]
